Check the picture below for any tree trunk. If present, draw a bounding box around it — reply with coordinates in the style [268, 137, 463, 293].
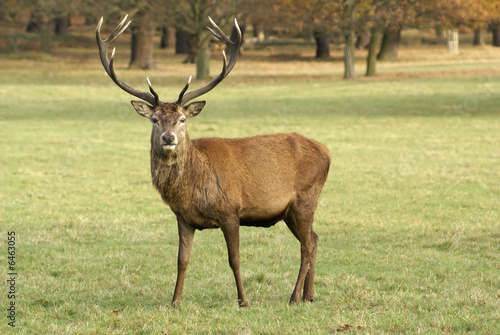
[161, 26, 176, 49]
[344, 31, 356, 79]
[377, 27, 401, 61]
[253, 21, 265, 42]
[473, 28, 482, 46]
[26, 13, 42, 33]
[356, 31, 370, 49]
[196, 32, 210, 80]
[129, 12, 155, 69]
[492, 24, 500, 47]
[183, 34, 198, 64]
[435, 25, 446, 44]
[54, 14, 70, 35]
[176, 29, 191, 54]
[343, 0, 356, 79]
[313, 29, 330, 58]
[366, 29, 382, 77]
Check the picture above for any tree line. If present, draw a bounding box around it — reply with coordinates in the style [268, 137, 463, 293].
[2, 0, 499, 80]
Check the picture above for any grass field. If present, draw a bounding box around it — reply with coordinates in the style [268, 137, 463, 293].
[1, 43, 499, 334]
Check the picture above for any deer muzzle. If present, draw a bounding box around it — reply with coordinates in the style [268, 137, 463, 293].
[161, 133, 177, 151]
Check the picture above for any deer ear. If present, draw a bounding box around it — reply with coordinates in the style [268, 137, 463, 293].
[185, 101, 206, 118]
[131, 101, 155, 119]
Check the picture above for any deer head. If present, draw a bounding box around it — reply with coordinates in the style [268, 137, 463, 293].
[96, 15, 242, 157]
[131, 100, 205, 159]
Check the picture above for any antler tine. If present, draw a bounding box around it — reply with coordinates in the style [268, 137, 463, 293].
[176, 76, 193, 105]
[96, 16, 160, 107]
[111, 15, 131, 42]
[178, 17, 242, 106]
[207, 17, 232, 44]
[225, 18, 241, 74]
[147, 77, 160, 106]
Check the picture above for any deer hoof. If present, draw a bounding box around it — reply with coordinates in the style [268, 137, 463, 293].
[238, 299, 250, 308]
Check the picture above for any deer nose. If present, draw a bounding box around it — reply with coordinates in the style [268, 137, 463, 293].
[161, 134, 176, 145]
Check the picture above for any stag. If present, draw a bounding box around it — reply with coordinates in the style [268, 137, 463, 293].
[96, 16, 330, 307]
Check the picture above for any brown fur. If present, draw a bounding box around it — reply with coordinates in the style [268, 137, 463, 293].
[132, 101, 330, 307]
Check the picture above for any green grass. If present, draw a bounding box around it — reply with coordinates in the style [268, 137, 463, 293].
[0, 48, 499, 334]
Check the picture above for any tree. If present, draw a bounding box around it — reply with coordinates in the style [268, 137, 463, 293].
[314, 28, 330, 58]
[360, 0, 386, 76]
[238, 0, 282, 43]
[343, 0, 357, 79]
[276, 0, 362, 77]
[14, 0, 78, 52]
[82, 0, 159, 69]
[377, 27, 400, 60]
[160, 26, 176, 49]
[165, 0, 238, 79]
[273, 0, 343, 60]
[175, 28, 191, 54]
[54, 14, 70, 35]
[473, 27, 483, 46]
[129, 10, 156, 69]
[417, 0, 491, 48]
[365, 28, 382, 76]
[483, 0, 500, 47]
[353, 0, 406, 76]
[375, 0, 417, 61]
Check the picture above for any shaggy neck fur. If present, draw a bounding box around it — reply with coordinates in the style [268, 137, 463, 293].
[151, 132, 190, 196]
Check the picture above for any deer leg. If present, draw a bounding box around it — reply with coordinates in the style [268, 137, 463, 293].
[285, 207, 316, 304]
[302, 231, 318, 302]
[221, 222, 249, 307]
[172, 216, 195, 306]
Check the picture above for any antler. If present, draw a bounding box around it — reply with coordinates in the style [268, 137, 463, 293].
[177, 17, 242, 106]
[96, 16, 241, 107]
[96, 15, 161, 106]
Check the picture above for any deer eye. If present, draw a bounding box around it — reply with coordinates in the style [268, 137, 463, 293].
[180, 118, 186, 124]
[151, 117, 159, 124]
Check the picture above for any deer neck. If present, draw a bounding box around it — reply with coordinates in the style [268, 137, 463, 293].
[150, 134, 199, 201]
